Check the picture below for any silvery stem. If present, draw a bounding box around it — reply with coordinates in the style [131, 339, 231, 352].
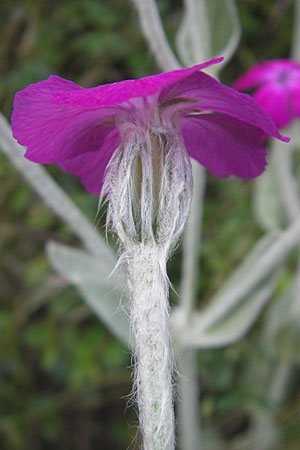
[127, 244, 175, 450]
[251, 360, 293, 450]
[177, 348, 202, 450]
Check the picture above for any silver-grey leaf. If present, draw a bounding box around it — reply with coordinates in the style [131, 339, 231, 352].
[176, 0, 240, 70]
[46, 241, 130, 347]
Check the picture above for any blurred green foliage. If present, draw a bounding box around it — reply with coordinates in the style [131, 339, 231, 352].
[0, 0, 299, 449]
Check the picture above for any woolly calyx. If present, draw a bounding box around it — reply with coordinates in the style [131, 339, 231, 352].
[101, 116, 193, 254]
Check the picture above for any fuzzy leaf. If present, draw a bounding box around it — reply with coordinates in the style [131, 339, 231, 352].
[173, 279, 277, 348]
[46, 241, 130, 347]
[213, 231, 280, 298]
[172, 232, 279, 348]
[176, 0, 240, 70]
[265, 286, 300, 362]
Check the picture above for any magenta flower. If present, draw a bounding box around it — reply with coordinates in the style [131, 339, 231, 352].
[233, 59, 300, 130]
[12, 57, 287, 195]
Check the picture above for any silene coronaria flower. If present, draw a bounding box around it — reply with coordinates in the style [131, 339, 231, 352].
[233, 59, 300, 130]
[11, 58, 289, 449]
[12, 57, 287, 248]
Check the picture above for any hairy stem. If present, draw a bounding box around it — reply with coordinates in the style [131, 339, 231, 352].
[127, 244, 174, 450]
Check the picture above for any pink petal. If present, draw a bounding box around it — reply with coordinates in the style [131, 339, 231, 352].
[12, 76, 116, 164]
[233, 63, 275, 90]
[159, 70, 289, 142]
[51, 58, 223, 109]
[233, 60, 300, 90]
[181, 114, 267, 178]
[58, 129, 121, 195]
[291, 84, 300, 117]
[254, 84, 293, 130]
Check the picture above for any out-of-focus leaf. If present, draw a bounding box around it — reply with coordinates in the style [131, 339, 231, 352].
[46, 241, 130, 347]
[253, 156, 283, 231]
[176, 0, 211, 65]
[173, 278, 277, 348]
[265, 285, 300, 362]
[176, 0, 240, 71]
[207, 0, 240, 61]
[172, 232, 280, 348]
[213, 231, 280, 298]
[0, 113, 114, 259]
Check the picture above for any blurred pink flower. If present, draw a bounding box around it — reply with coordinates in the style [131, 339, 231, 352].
[11, 58, 288, 195]
[233, 59, 300, 130]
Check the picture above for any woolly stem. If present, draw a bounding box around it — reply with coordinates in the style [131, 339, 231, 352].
[127, 244, 174, 450]
[102, 115, 193, 448]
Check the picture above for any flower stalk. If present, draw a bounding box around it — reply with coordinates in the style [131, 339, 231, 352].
[101, 123, 193, 449]
[128, 244, 174, 449]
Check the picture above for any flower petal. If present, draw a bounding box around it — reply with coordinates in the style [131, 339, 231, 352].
[233, 60, 300, 90]
[11, 76, 116, 164]
[51, 58, 223, 109]
[232, 63, 274, 90]
[58, 128, 121, 195]
[254, 84, 293, 130]
[291, 84, 300, 117]
[159, 70, 289, 142]
[181, 114, 267, 178]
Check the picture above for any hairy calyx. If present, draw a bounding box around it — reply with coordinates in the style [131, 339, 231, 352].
[102, 119, 193, 249]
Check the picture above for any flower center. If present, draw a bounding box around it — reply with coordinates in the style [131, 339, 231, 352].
[277, 70, 290, 84]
